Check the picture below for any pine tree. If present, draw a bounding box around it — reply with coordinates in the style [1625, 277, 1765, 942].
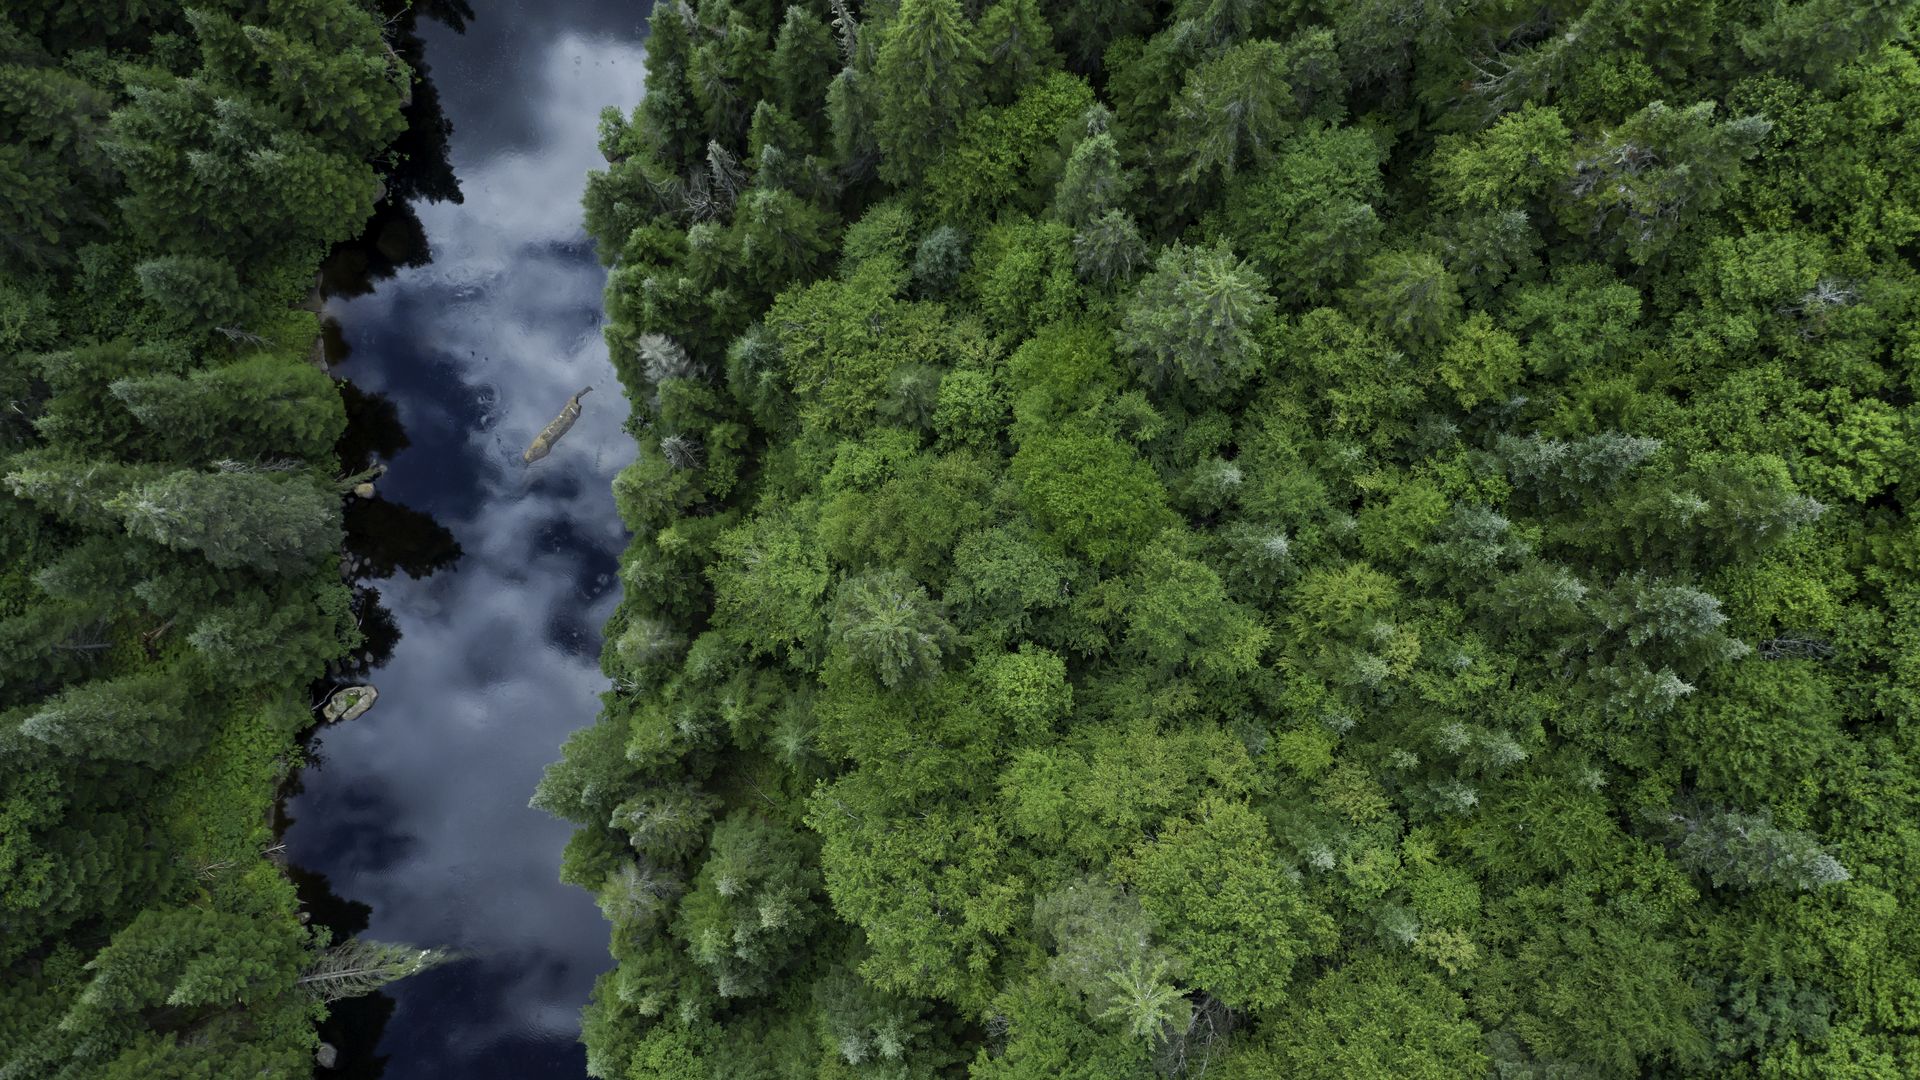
[640, 2, 705, 169]
[771, 5, 839, 125]
[1116, 241, 1274, 397]
[63, 906, 307, 1032]
[4, 453, 158, 532]
[1558, 100, 1770, 265]
[298, 937, 453, 1003]
[19, 669, 198, 767]
[736, 187, 834, 291]
[1667, 807, 1851, 891]
[977, 0, 1061, 103]
[829, 568, 956, 688]
[188, 5, 406, 155]
[671, 814, 820, 998]
[911, 225, 969, 297]
[872, 0, 982, 185]
[814, 967, 944, 1071]
[133, 255, 257, 330]
[596, 859, 685, 933]
[688, 5, 765, 143]
[827, 67, 881, 180]
[1346, 249, 1462, 353]
[1498, 432, 1664, 504]
[611, 784, 721, 862]
[1166, 32, 1340, 186]
[1052, 130, 1134, 227]
[1740, 0, 1915, 84]
[32, 535, 145, 606]
[109, 468, 341, 574]
[111, 354, 345, 462]
[1072, 209, 1147, 287]
[0, 56, 113, 269]
[185, 579, 356, 688]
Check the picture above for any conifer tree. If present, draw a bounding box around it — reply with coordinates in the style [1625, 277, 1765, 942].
[1117, 241, 1274, 397]
[298, 937, 453, 1003]
[978, 0, 1061, 103]
[20, 670, 197, 768]
[110, 468, 341, 574]
[771, 6, 838, 124]
[1071, 209, 1147, 287]
[829, 568, 957, 688]
[112, 354, 345, 462]
[4, 454, 158, 532]
[1052, 130, 1134, 227]
[0, 52, 112, 269]
[1346, 249, 1462, 353]
[872, 0, 982, 185]
[1741, 0, 1916, 83]
[640, 1, 705, 169]
[670, 814, 820, 998]
[1167, 32, 1340, 186]
[1558, 100, 1770, 264]
[1668, 807, 1851, 891]
[611, 784, 721, 863]
[132, 255, 257, 331]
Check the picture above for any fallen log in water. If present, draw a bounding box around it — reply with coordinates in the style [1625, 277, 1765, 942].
[523, 386, 592, 463]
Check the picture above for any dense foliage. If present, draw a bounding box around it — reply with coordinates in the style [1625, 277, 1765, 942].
[552, 0, 1920, 1076]
[0, 1, 429, 1074]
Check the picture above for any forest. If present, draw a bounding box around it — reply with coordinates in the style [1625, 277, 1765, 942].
[0, 1, 444, 1075]
[541, 0, 1920, 1077]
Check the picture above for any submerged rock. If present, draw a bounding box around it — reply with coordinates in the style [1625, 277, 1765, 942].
[323, 685, 378, 723]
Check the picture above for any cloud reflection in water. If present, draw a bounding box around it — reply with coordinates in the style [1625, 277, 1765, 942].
[285, 16, 646, 1077]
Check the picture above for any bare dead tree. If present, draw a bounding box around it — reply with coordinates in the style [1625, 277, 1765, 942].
[1756, 637, 1835, 661]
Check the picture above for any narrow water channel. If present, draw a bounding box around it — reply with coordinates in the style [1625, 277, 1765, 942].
[281, 4, 649, 1075]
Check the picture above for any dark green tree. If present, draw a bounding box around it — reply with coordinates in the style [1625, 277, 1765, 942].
[1557, 100, 1770, 264]
[111, 354, 345, 462]
[19, 670, 197, 769]
[873, 0, 983, 184]
[978, 0, 1061, 103]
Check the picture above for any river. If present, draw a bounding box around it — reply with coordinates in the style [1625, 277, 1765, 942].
[280, 3, 650, 1075]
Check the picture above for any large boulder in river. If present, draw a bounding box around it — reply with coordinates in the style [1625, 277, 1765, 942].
[323, 685, 378, 723]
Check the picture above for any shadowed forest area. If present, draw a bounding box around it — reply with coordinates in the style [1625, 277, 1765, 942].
[543, 0, 1920, 1077]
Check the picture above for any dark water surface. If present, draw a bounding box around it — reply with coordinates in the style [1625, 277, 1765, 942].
[282, 3, 650, 1075]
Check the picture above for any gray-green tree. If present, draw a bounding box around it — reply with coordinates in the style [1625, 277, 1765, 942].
[109, 468, 341, 574]
[1117, 241, 1274, 397]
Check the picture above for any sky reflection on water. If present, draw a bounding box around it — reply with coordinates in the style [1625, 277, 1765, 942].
[284, 3, 649, 1075]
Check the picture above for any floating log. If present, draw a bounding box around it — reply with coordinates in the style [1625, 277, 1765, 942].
[523, 386, 592, 463]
